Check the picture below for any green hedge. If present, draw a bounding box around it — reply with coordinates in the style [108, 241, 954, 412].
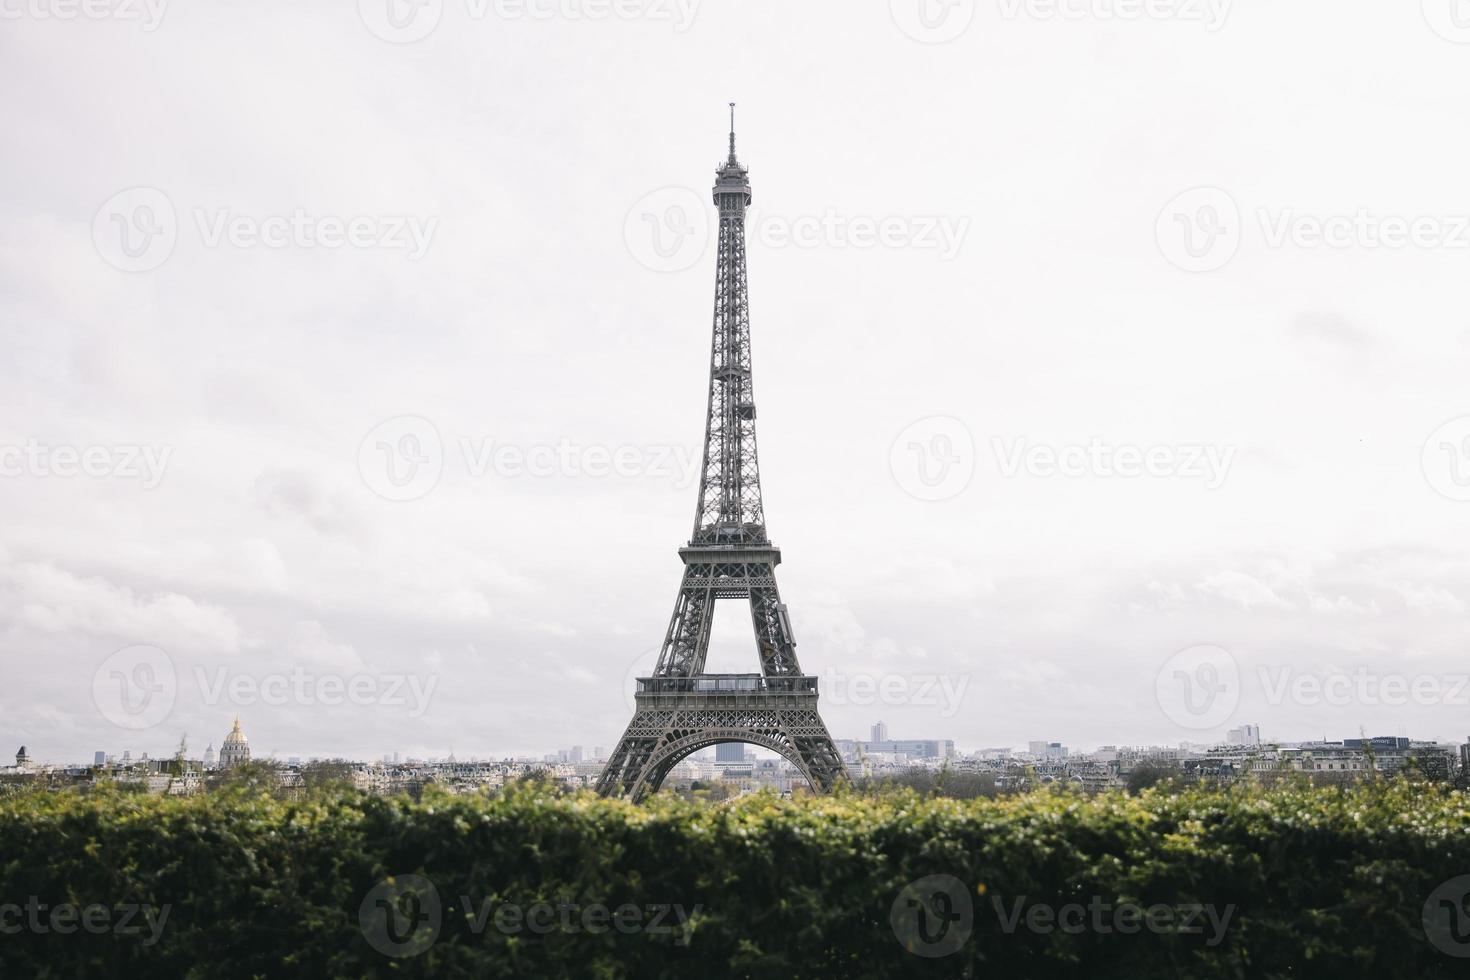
[1, 781, 1468, 978]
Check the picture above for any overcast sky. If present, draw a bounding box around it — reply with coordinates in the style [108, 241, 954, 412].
[4, 1, 1470, 764]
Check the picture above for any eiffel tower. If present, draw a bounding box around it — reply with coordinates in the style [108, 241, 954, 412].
[597, 107, 847, 801]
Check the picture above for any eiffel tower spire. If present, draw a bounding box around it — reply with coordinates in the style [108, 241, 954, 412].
[597, 108, 846, 801]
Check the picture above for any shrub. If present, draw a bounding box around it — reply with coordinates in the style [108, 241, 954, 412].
[0, 781, 1467, 978]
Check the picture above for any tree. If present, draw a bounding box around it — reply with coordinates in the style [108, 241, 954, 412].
[1126, 760, 1181, 794]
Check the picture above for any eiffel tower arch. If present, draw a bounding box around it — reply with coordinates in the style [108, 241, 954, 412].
[597, 107, 847, 801]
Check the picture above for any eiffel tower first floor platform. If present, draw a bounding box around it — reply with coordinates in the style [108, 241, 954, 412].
[595, 674, 848, 801]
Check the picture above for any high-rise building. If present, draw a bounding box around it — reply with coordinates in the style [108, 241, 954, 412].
[871, 721, 888, 744]
[716, 742, 746, 763]
[1226, 724, 1261, 746]
[93, 751, 106, 766]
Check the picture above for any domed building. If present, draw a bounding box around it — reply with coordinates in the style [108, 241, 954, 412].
[219, 717, 250, 769]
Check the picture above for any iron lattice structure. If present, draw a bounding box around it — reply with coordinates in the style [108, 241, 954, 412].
[597, 109, 846, 800]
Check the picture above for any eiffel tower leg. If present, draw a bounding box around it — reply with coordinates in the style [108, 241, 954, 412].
[652, 564, 715, 677]
[747, 571, 800, 676]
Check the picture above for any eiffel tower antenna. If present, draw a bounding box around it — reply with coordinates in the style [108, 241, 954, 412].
[728, 101, 737, 163]
[597, 109, 846, 801]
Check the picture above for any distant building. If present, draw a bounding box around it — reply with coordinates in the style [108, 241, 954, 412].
[219, 718, 251, 768]
[204, 743, 216, 768]
[1225, 724, 1261, 746]
[871, 721, 889, 744]
[715, 742, 746, 763]
[837, 738, 955, 761]
[15, 746, 30, 769]
[93, 751, 106, 767]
